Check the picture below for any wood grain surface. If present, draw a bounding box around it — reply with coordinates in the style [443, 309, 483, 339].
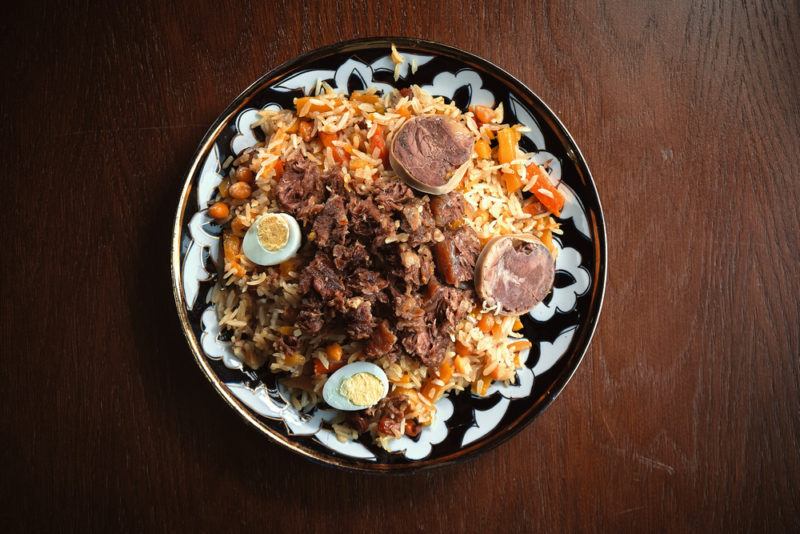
[2, 1, 799, 532]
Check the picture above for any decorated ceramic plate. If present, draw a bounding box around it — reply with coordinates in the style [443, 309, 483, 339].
[171, 37, 606, 472]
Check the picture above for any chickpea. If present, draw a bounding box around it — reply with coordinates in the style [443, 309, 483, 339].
[235, 166, 255, 183]
[229, 181, 252, 199]
[208, 202, 230, 220]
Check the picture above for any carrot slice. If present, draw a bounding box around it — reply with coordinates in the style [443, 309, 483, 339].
[526, 163, 565, 216]
[508, 340, 532, 352]
[438, 358, 453, 383]
[496, 127, 517, 164]
[477, 314, 494, 333]
[455, 340, 471, 356]
[474, 139, 492, 159]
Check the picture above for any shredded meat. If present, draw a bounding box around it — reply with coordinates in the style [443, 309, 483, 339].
[346, 300, 375, 340]
[375, 180, 414, 212]
[430, 192, 466, 229]
[367, 395, 409, 437]
[332, 242, 370, 271]
[275, 157, 327, 222]
[300, 253, 346, 312]
[312, 195, 348, 247]
[285, 153, 478, 368]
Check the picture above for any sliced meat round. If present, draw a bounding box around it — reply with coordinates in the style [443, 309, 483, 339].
[474, 234, 555, 315]
[389, 115, 474, 195]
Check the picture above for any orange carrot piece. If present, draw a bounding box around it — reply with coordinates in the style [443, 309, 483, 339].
[438, 358, 453, 383]
[504, 170, 523, 194]
[454, 356, 469, 374]
[474, 139, 492, 159]
[526, 163, 565, 216]
[497, 127, 517, 164]
[455, 340, 471, 356]
[223, 233, 241, 263]
[508, 340, 532, 352]
[470, 105, 495, 124]
[325, 343, 343, 362]
[477, 314, 494, 333]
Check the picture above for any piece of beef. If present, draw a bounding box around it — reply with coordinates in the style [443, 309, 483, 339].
[273, 335, 298, 356]
[275, 157, 327, 221]
[432, 225, 482, 285]
[349, 268, 389, 299]
[296, 298, 325, 335]
[429, 191, 466, 229]
[394, 293, 426, 332]
[400, 326, 448, 367]
[400, 199, 435, 246]
[374, 180, 414, 212]
[300, 253, 346, 310]
[345, 300, 375, 340]
[365, 320, 397, 358]
[427, 284, 474, 334]
[332, 242, 370, 271]
[346, 411, 371, 434]
[397, 243, 434, 288]
[312, 195, 348, 247]
[348, 195, 396, 248]
[368, 395, 408, 437]
[417, 245, 435, 286]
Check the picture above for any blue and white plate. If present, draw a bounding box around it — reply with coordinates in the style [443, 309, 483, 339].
[171, 37, 607, 472]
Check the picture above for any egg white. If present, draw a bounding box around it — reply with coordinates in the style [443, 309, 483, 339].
[241, 213, 302, 266]
[322, 362, 389, 411]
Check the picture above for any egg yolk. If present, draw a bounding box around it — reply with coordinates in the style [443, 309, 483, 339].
[256, 214, 289, 251]
[339, 373, 383, 406]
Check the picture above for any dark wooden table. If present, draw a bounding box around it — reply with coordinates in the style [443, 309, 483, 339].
[3, 1, 799, 532]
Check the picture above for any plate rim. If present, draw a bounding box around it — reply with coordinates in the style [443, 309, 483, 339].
[170, 36, 607, 473]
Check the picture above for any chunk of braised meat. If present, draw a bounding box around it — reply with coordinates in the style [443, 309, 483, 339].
[349, 268, 389, 300]
[321, 166, 347, 196]
[368, 395, 409, 437]
[312, 195, 348, 247]
[348, 196, 396, 248]
[300, 253, 346, 310]
[345, 300, 375, 340]
[400, 327, 432, 360]
[374, 180, 414, 212]
[394, 293, 426, 331]
[346, 411, 371, 434]
[296, 297, 325, 335]
[275, 157, 327, 221]
[418, 245, 435, 285]
[432, 226, 482, 285]
[400, 199, 435, 246]
[425, 282, 474, 334]
[429, 191, 466, 229]
[365, 319, 397, 358]
[398, 243, 434, 288]
[332, 242, 370, 271]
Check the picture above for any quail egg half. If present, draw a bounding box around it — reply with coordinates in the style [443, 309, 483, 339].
[322, 362, 389, 411]
[242, 213, 302, 266]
